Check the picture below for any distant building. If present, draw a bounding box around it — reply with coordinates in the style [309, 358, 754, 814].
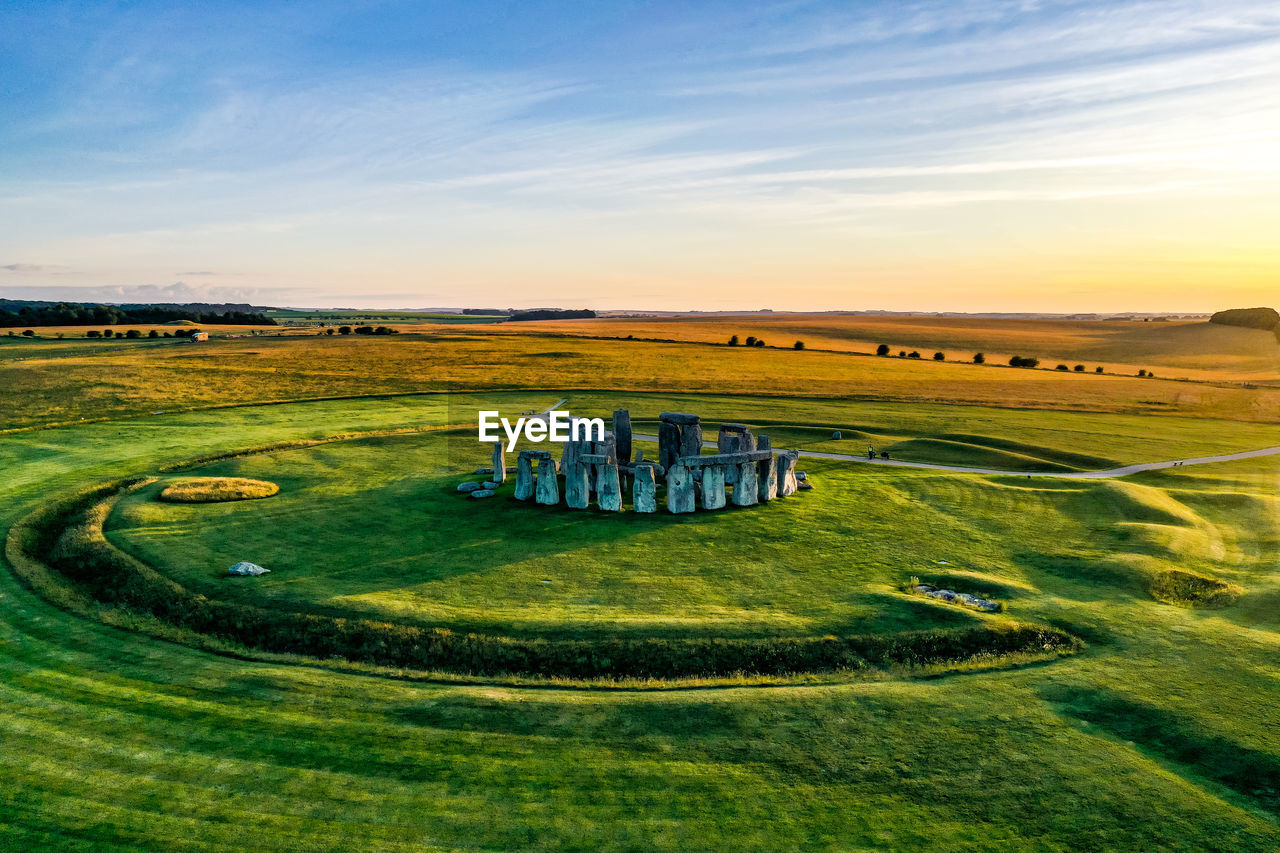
[189, 331, 209, 342]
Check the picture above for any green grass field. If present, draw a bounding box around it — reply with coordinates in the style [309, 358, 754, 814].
[4, 327, 1280, 848]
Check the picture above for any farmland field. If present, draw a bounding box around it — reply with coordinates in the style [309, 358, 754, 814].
[3, 321, 1280, 849]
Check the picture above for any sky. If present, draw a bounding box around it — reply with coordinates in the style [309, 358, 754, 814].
[1, 0, 1278, 312]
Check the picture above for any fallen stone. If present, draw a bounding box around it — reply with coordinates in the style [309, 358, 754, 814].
[659, 412, 701, 426]
[457, 481, 483, 493]
[797, 481, 813, 491]
[482, 480, 500, 489]
[474, 467, 494, 475]
[469, 489, 496, 499]
[228, 561, 269, 577]
[796, 471, 807, 481]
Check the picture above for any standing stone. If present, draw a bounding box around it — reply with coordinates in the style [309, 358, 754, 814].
[718, 427, 741, 483]
[564, 458, 588, 509]
[491, 444, 506, 485]
[702, 465, 726, 510]
[666, 464, 696, 514]
[612, 410, 632, 466]
[717, 426, 742, 455]
[514, 453, 535, 501]
[757, 454, 777, 502]
[659, 421, 682, 469]
[733, 461, 759, 506]
[632, 464, 657, 513]
[536, 458, 559, 505]
[777, 450, 800, 497]
[757, 435, 771, 452]
[596, 462, 622, 511]
[679, 420, 703, 460]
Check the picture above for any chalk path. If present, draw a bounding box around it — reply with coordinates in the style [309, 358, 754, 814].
[536, 401, 1279, 480]
[628, 434, 1280, 480]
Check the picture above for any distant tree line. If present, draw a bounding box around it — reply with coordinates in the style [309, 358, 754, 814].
[0, 301, 275, 328]
[1209, 307, 1280, 337]
[506, 309, 596, 322]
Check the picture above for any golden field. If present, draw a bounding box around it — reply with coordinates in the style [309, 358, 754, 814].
[3, 323, 1278, 431]
[489, 314, 1280, 382]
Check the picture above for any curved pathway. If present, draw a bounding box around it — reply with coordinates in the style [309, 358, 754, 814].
[629, 432, 1280, 480]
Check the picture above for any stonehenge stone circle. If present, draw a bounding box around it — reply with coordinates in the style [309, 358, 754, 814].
[491, 409, 804, 515]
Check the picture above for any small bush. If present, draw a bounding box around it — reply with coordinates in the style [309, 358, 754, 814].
[907, 351, 921, 359]
[1055, 364, 1069, 371]
[1073, 364, 1085, 372]
[876, 344, 890, 356]
[22, 329, 35, 337]
[148, 330, 159, 338]
[728, 335, 739, 346]
[125, 329, 141, 339]
[744, 336, 757, 347]
[1095, 366, 1104, 373]
[1009, 356, 1040, 368]
[932, 351, 945, 361]
[338, 326, 352, 335]
[753, 339, 765, 347]
[794, 340, 805, 350]
[973, 352, 985, 364]
[1149, 570, 1241, 608]
[86, 330, 101, 338]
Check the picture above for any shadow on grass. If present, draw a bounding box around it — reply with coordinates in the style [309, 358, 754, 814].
[1044, 687, 1280, 817]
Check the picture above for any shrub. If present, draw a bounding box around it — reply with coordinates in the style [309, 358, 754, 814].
[932, 351, 945, 361]
[125, 329, 141, 339]
[338, 326, 352, 335]
[876, 344, 890, 356]
[898, 351, 906, 358]
[973, 352, 984, 364]
[728, 335, 739, 346]
[907, 351, 921, 359]
[86, 330, 101, 338]
[1149, 570, 1241, 607]
[1096, 366, 1104, 373]
[114, 332, 124, 339]
[753, 339, 765, 347]
[325, 328, 335, 336]
[794, 340, 805, 350]
[163, 332, 173, 338]
[21, 329, 34, 337]
[745, 336, 757, 347]
[1138, 369, 1147, 377]
[1055, 364, 1069, 371]
[103, 329, 113, 338]
[1074, 364, 1085, 372]
[1009, 356, 1039, 368]
[148, 330, 159, 338]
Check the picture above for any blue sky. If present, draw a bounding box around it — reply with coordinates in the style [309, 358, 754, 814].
[1, 0, 1278, 310]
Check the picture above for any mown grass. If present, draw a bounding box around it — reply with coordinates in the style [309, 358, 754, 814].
[157, 477, 280, 503]
[2, 358, 1280, 847]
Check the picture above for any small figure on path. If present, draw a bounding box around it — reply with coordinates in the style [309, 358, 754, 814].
[868, 446, 876, 460]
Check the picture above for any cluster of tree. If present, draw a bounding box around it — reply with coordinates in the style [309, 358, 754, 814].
[0, 300, 275, 328]
[727, 335, 767, 347]
[84, 329, 190, 339]
[1209, 307, 1279, 332]
[462, 308, 511, 315]
[31, 483, 1081, 680]
[1008, 356, 1040, 368]
[335, 325, 398, 335]
[506, 309, 596, 322]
